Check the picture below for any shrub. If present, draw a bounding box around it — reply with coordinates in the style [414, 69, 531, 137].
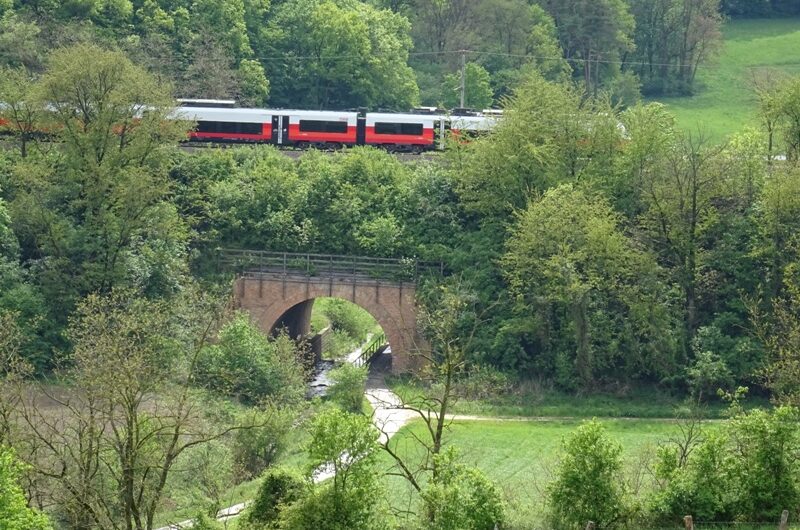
[648, 431, 738, 523]
[244, 467, 306, 529]
[455, 364, 513, 400]
[192, 512, 222, 530]
[420, 448, 505, 530]
[648, 404, 800, 524]
[232, 407, 297, 480]
[194, 313, 306, 404]
[547, 420, 630, 529]
[728, 406, 800, 521]
[327, 363, 368, 413]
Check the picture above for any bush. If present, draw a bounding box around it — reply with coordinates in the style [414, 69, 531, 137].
[727, 406, 800, 521]
[420, 448, 505, 530]
[648, 431, 738, 523]
[244, 467, 306, 529]
[327, 364, 368, 413]
[547, 421, 630, 529]
[648, 404, 800, 524]
[192, 513, 222, 530]
[194, 313, 306, 404]
[232, 407, 297, 480]
[278, 408, 386, 530]
[455, 364, 513, 400]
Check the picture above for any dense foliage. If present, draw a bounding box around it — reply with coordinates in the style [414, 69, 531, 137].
[0, 446, 51, 530]
[0, 0, 734, 108]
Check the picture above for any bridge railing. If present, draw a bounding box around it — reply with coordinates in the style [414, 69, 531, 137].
[353, 332, 388, 368]
[218, 248, 443, 284]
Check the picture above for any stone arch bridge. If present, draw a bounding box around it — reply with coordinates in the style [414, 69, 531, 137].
[222, 250, 441, 373]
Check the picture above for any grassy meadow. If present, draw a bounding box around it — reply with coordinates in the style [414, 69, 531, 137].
[653, 18, 800, 140]
[382, 418, 683, 529]
[382, 418, 799, 530]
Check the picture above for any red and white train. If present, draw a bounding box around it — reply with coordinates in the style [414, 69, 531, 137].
[174, 100, 500, 152]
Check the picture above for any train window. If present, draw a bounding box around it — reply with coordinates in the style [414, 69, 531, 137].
[299, 120, 348, 133]
[196, 121, 218, 133]
[235, 122, 262, 134]
[196, 121, 262, 135]
[374, 122, 424, 136]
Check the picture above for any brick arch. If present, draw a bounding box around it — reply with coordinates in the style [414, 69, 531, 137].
[234, 276, 423, 373]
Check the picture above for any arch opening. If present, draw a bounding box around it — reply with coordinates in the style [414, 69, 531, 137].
[271, 296, 392, 366]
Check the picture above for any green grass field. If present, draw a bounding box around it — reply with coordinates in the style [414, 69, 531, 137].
[382, 419, 795, 530]
[382, 418, 684, 529]
[653, 18, 800, 140]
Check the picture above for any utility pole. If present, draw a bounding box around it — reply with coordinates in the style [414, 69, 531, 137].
[459, 49, 466, 108]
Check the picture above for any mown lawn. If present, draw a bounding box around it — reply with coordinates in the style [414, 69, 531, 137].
[652, 18, 800, 141]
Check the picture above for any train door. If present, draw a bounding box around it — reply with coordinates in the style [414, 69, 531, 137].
[271, 116, 280, 145]
[280, 115, 291, 145]
[356, 116, 367, 146]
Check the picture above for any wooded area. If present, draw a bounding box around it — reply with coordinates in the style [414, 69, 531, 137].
[2, 1, 800, 529]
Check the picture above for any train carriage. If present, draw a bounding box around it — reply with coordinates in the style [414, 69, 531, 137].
[282, 110, 358, 148]
[177, 107, 273, 143]
[364, 112, 442, 152]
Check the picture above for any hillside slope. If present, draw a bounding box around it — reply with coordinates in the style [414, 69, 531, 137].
[654, 18, 800, 140]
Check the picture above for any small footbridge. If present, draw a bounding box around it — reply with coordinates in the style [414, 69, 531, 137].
[220, 249, 442, 373]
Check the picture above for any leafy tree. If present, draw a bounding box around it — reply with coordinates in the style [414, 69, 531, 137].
[238, 58, 270, 106]
[637, 132, 730, 349]
[503, 184, 676, 387]
[8, 44, 190, 340]
[540, 0, 635, 92]
[379, 281, 491, 500]
[547, 421, 630, 529]
[628, 0, 723, 96]
[0, 191, 48, 371]
[6, 289, 256, 530]
[419, 448, 505, 530]
[441, 62, 493, 109]
[410, 0, 474, 54]
[279, 408, 386, 530]
[0, 66, 42, 157]
[264, 0, 418, 109]
[0, 446, 52, 530]
[0, 13, 42, 70]
[327, 363, 368, 413]
[454, 71, 623, 222]
[195, 312, 306, 405]
[752, 271, 800, 406]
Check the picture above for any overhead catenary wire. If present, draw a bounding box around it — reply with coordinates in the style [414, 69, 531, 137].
[198, 48, 800, 71]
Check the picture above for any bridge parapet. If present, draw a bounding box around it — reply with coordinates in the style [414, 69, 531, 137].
[219, 249, 443, 285]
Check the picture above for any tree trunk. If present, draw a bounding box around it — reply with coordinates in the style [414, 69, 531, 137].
[572, 293, 591, 385]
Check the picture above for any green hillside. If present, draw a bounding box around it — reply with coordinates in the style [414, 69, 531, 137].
[654, 18, 800, 140]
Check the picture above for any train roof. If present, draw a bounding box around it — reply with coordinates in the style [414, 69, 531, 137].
[367, 112, 445, 122]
